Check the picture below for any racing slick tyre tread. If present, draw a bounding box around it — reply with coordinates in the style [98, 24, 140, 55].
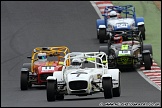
[47, 80, 57, 102]
[97, 30, 99, 39]
[143, 54, 152, 70]
[99, 29, 106, 43]
[102, 77, 113, 99]
[138, 25, 145, 40]
[143, 44, 153, 65]
[20, 63, 31, 90]
[20, 71, 29, 90]
[113, 72, 121, 97]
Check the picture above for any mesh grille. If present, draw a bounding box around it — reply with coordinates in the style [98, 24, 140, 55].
[69, 81, 87, 90]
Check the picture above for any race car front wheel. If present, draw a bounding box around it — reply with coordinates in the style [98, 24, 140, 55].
[20, 71, 29, 90]
[113, 72, 121, 97]
[102, 77, 113, 99]
[99, 28, 106, 43]
[47, 80, 57, 102]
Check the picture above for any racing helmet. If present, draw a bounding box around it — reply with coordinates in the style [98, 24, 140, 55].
[113, 34, 123, 44]
[37, 53, 47, 61]
[71, 58, 82, 68]
[109, 11, 117, 18]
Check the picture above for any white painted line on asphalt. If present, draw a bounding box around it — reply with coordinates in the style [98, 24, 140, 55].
[137, 70, 161, 91]
[143, 70, 160, 72]
[97, 4, 113, 7]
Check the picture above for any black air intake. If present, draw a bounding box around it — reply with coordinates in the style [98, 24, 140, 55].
[69, 81, 88, 90]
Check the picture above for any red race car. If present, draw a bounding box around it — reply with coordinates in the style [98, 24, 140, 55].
[20, 46, 70, 90]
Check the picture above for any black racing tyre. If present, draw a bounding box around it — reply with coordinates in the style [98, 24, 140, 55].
[56, 94, 64, 100]
[113, 72, 121, 97]
[143, 44, 153, 56]
[47, 80, 57, 101]
[143, 54, 152, 70]
[99, 37, 104, 43]
[22, 63, 31, 71]
[21, 63, 32, 89]
[102, 77, 113, 99]
[138, 25, 145, 40]
[143, 44, 153, 65]
[20, 71, 29, 90]
[97, 30, 99, 39]
[99, 29, 106, 43]
[99, 46, 109, 55]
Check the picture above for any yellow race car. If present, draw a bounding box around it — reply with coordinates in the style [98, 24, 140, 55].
[20, 46, 70, 90]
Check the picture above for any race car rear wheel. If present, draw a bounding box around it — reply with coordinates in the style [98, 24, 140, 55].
[102, 77, 113, 99]
[113, 72, 121, 97]
[99, 28, 106, 43]
[20, 71, 29, 90]
[20, 63, 32, 90]
[47, 80, 57, 101]
[143, 54, 152, 70]
[138, 25, 145, 40]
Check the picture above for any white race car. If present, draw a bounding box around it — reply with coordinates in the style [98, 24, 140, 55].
[46, 52, 121, 101]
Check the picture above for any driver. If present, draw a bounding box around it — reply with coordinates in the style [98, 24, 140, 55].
[71, 58, 82, 68]
[37, 53, 47, 62]
[113, 34, 123, 44]
[109, 11, 118, 19]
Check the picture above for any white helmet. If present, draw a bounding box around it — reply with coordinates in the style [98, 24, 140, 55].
[37, 53, 47, 62]
[109, 11, 117, 18]
[71, 58, 82, 68]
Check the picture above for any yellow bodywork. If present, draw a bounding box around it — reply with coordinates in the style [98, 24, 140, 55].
[30, 46, 70, 73]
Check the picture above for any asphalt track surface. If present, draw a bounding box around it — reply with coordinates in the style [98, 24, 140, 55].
[1, 1, 161, 107]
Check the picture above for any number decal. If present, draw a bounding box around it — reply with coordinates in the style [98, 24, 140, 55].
[42, 66, 55, 71]
[119, 51, 131, 55]
[116, 23, 128, 28]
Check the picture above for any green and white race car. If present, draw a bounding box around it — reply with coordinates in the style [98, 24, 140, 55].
[99, 30, 153, 71]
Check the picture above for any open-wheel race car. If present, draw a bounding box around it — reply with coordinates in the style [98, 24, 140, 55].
[46, 52, 121, 101]
[20, 46, 70, 90]
[99, 29, 153, 71]
[96, 5, 146, 43]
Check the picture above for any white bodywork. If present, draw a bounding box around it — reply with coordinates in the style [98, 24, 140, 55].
[108, 18, 135, 27]
[47, 52, 120, 95]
